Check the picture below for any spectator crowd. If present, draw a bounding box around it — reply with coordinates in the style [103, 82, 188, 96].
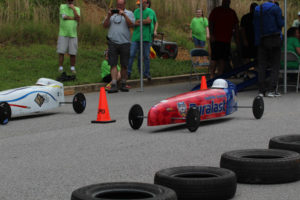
[57, 0, 300, 96]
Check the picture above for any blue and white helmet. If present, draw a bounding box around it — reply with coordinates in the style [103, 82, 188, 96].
[211, 79, 228, 89]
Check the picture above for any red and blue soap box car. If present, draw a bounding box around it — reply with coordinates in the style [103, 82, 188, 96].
[128, 79, 264, 132]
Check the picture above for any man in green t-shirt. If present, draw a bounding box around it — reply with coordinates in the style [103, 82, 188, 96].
[127, 0, 153, 81]
[57, 0, 80, 74]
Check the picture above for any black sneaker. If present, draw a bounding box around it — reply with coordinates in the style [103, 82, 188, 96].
[120, 83, 129, 92]
[146, 76, 152, 81]
[107, 84, 118, 93]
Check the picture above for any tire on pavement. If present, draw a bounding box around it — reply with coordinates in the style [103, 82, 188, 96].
[220, 149, 300, 184]
[154, 166, 237, 200]
[71, 182, 177, 200]
[269, 135, 300, 153]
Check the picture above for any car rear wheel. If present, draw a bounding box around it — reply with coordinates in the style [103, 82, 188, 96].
[73, 93, 86, 114]
[252, 96, 264, 119]
[129, 104, 144, 130]
[186, 107, 200, 132]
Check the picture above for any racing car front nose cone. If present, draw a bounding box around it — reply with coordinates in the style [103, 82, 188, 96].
[147, 106, 170, 126]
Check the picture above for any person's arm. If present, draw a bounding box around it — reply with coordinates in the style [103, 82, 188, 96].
[154, 21, 158, 36]
[103, 10, 112, 28]
[134, 17, 152, 26]
[206, 26, 210, 40]
[296, 47, 300, 56]
[205, 18, 210, 40]
[68, 4, 80, 22]
[119, 10, 134, 27]
[275, 6, 284, 29]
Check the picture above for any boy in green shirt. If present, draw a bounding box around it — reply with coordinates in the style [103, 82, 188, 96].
[57, 0, 80, 74]
[101, 50, 131, 90]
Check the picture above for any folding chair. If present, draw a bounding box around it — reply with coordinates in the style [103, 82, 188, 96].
[190, 48, 210, 85]
[279, 51, 300, 93]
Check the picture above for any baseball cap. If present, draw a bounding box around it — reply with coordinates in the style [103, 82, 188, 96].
[298, 11, 300, 16]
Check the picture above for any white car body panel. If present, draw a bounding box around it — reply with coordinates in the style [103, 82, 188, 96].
[0, 78, 65, 117]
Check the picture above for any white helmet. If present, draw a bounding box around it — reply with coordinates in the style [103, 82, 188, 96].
[36, 78, 63, 87]
[211, 79, 228, 89]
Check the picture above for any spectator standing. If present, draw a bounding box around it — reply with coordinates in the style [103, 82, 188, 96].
[253, 0, 284, 97]
[57, 0, 80, 74]
[208, 0, 239, 78]
[292, 12, 300, 28]
[103, 0, 135, 93]
[240, 3, 258, 63]
[146, 0, 158, 39]
[190, 9, 210, 48]
[127, 0, 153, 81]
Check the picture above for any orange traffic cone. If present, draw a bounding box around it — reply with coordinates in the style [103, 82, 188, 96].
[91, 87, 116, 123]
[200, 76, 208, 90]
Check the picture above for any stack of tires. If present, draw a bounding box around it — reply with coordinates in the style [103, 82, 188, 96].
[71, 166, 238, 200]
[71, 134, 300, 200]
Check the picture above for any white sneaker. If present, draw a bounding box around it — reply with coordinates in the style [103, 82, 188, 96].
[58, 66, 63, 73]
[70, 66, 76, 74]
[274, 91, 281, 97]
[266, 91, 281, 98]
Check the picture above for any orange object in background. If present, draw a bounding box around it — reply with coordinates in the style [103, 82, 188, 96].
[91, 87, 116, 123]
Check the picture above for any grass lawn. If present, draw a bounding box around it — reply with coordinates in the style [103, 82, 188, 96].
[0, 44, 206, 91]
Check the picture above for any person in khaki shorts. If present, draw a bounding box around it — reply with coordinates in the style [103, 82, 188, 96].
[57, 0, 80, 74]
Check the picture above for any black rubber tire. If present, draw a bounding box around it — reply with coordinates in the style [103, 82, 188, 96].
[128, 104, 144, 130]
[0, 102, 11, 125]
[154, 166, 237, 200]
[252, 96, 264, 119]
[73, 93, 86, 114]
[71, 182, 177, 200]
[220, 149, 300, 184]
[269, 135, 300, 153]
[186, 107, 200, 132]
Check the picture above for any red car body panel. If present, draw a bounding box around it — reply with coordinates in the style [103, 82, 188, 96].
[147, 89, 227, 126]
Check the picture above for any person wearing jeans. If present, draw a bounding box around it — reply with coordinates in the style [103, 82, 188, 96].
[127, 0, 153, 81]
[127, 41, 151, 80]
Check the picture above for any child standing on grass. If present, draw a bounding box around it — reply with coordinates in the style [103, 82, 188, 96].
[57, 0, 80, 74]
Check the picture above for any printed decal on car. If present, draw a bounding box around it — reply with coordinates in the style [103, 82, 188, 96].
[177, 102, 187, 117]
[35, 93, 45, 107]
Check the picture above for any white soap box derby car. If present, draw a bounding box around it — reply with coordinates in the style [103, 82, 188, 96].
[0, 78, 86, 125]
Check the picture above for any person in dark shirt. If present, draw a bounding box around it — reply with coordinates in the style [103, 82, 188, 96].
[253, 0, 284, 97]
[240, 2, 258, 63]
[208, 0, 239, 79]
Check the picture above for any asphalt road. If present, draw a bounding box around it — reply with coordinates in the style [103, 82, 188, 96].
[1, 82, 300, 200]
